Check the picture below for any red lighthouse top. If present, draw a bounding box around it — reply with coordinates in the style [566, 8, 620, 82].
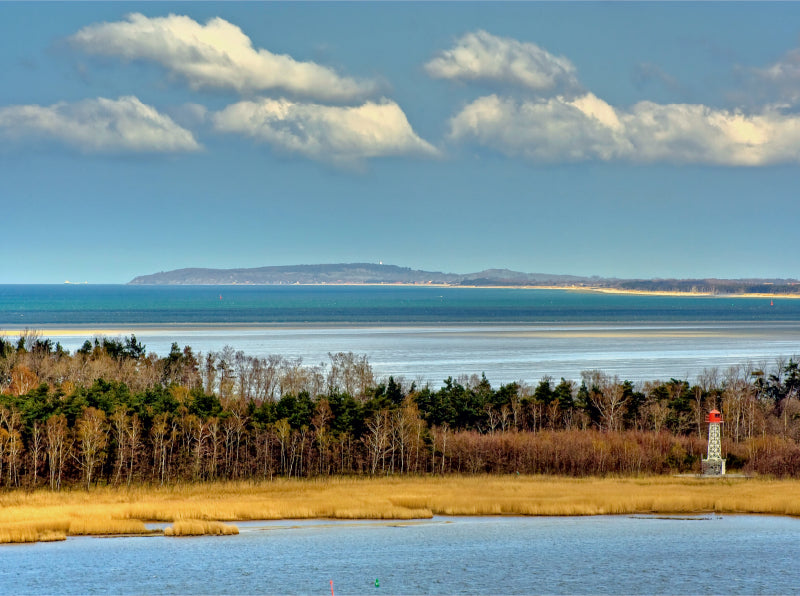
[705, 409, 723, 423]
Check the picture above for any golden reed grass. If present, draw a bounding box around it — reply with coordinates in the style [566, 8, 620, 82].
[2, 475, 800, 543]
[68, 518, 152, 536]
[165, 520, 239, 536]
[0, 520, 69, 543]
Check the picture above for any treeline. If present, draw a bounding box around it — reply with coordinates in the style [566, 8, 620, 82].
[609, 279, 800, 295]
[458, 277, 800, 294]
[0, 331, 799, 489]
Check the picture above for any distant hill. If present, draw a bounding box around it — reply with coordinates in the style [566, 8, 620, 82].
[128, 263, 585, 286]
[458, 268, 586, 286]
[127, 263, 800, 295]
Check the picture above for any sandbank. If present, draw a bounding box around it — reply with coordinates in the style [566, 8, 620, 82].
[168, 282, 800, 299]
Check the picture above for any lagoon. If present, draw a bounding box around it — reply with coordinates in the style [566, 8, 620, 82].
[1, 515, 798, 595]
[2, 285, 800, 384]
[26, 322, 800, 385]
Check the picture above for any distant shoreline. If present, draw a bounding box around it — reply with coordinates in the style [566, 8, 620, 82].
[565, 286, 800, 299]
[123, 281, 800, 299]
[126, 263, 800, 294]
[455, 284, 800, 298]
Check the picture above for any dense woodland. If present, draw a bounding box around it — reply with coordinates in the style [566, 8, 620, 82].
[0, 331, 799, 489]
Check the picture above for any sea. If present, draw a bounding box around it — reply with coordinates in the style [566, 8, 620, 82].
[2, 284, 799, 385]
[1, 515, 799, 595]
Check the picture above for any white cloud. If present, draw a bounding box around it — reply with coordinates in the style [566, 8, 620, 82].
[70, 13, 374, 101]
[425, 30, 579, 93]
[448, 94, 631, 162]
[0, 96, 201, 153]
[430, 31, 800, 166]
[448, 93, 800, 166]
[622, 102, 799, 166]
[213, 98, 438, 166]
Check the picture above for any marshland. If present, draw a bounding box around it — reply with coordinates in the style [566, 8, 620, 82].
[3, 476, 800, 544]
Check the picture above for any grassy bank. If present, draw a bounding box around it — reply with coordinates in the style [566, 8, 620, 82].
[2, 475, 799, 543]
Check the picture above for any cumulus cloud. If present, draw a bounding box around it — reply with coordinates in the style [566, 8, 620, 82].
[213, 98, 439, 166]
[70, 13, 374, 101]
[425, 30, 580, 94]
[448, 93, 800, 166]
[0, 96, 201, 153]
[428, 31, 800, 166]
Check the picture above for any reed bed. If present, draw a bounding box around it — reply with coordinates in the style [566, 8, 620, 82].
[2, 475, 800, 543]
[68, 518, 153, 536]
[0, 520, 69, 543]
[164, 520, 239, 536]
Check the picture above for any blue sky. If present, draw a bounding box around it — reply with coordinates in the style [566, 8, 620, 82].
[3, 2, 800, 283]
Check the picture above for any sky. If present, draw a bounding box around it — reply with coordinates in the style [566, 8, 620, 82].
[3, 2, 800, 284]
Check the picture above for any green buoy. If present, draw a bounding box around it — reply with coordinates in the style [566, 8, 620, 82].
[375, 578, 380, 588]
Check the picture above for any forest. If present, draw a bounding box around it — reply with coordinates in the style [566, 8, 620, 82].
[1, 331, 799, 490]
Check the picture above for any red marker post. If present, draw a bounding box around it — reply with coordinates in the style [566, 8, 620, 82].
[330, 580, 334, 596]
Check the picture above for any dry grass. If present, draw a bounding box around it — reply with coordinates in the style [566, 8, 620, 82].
[165, 520, 239, 536]
[2, 475, 800, 544]
[68, 518, 152, 536]
[0, 520, 69, 543]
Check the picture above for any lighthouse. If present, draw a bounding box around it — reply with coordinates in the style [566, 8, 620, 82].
[702, 409, 726, 476]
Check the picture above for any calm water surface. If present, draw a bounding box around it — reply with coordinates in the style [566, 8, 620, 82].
[2, 285, 797, 325]
[2, 285, 800, 383]
[1, 516, 798, 595]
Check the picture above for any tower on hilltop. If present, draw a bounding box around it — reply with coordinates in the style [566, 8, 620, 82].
[702, 409, 726, 476]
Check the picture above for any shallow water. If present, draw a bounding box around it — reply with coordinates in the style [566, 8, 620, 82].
[21, 322, 800, 385]
[1, 516, 798, 595]
[3, 285, 800, 383]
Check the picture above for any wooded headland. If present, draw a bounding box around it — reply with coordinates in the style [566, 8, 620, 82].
[127, 263, 800, 296]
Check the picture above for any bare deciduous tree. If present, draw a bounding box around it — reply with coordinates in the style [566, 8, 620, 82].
[582, 370, 628, 432]
[76, 407, 108, 489]
[45, 414, 69, 491]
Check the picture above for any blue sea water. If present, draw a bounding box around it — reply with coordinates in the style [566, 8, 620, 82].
[1, 285, 799, 384]
[1, 515, 798, 595]
[0, 284, 796, 325]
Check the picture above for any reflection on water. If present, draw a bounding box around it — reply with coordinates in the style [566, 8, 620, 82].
[40, 322, 800, 384]
[4, 285, 800, 384]
[2, 516, 799, 595]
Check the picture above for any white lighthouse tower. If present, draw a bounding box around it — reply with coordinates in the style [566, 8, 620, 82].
[702, 409, 726, 476]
